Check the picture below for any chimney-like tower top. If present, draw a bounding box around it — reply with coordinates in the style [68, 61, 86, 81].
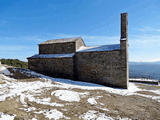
[121, 13, 128, 39]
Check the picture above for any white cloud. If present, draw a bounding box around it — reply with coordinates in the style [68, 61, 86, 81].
[131, 58, 160, 62]
[137, 26, 160, 33]
[129, 34, 160, 47]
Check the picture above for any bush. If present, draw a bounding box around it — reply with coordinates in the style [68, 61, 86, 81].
[0, 59, 28, 69]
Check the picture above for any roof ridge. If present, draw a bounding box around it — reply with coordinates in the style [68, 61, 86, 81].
[39, 37, 82, 45]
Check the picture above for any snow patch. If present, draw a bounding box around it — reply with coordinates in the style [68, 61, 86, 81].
[26, 95, 64, 107]
[0, 74, 64, 106]
[44, 109, 64, 120]
[51, 90, 80, 102]
[19, 107, 36, 112]
[35, 109, 70, 120]
[80, 110, 113, 120]
[20, 94, 26, 105]
[146, 89, 160, 95]
[32, 118, 37, 120]
[0, 112, 15, 120]
[56, 82, 141, 96]
[0, 65, 11, 75]
[87, 98, 97, 105]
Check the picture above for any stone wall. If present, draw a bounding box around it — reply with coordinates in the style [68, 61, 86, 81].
[39, 42, 76, 54]
[76, 38, 86, 50]
[28, 57, 74, 79]
[120, 39, 129, 88]
[74, 50, 127, 88]
[121, 13, 128, 39]
[39, 38, 85, 54]
[28, 47, 128, 88]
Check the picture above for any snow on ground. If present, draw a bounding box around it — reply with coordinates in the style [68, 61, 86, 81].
[51, 90, 87, 102]
[0, 65, 11, 75]
[80, 110, 131, 120]
[0, 67, 159, 111]
[19, 107, 36, 112]
[0, 112, 15, 120]
[15, 68, 140, 95]
[44, 109, 64, 120]
[52, 79, 141, 96]
[0, 66, 160, 119]
[130, 78, 159, 82]
[34, 109, 69, 120]
[0, 74, 53, 102]
[79, 110, 113, 120]
[87, 98, 97, 105]
[32, 118, 37, 120]
[14, 68, 160, 102]
[26, 95, 64, 107]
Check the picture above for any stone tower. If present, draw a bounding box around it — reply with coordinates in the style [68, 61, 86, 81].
[120, 13, 129, 88]
[121, 13, 128, 39]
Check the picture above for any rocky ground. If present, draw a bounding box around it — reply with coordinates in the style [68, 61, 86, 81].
[0, 65, 160, 120]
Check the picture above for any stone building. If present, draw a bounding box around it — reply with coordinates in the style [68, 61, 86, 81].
[28, 13, 129, 88]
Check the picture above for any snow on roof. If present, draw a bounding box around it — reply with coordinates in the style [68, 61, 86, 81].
[28, 53, 75, 59]
[39, 37, 82, 45]
[77, 44, 120, 52]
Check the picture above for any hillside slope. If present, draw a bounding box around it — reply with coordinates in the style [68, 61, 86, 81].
[0, 59, 28, 69]
[0, 65, 160, 120]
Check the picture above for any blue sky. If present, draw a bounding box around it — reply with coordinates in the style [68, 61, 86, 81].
[0, 0, 160, 62]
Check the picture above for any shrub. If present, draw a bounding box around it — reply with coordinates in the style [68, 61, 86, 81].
[0, 59, 28, 69]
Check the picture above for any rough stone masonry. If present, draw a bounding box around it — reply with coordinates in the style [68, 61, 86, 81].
[27, 13, 129, 88]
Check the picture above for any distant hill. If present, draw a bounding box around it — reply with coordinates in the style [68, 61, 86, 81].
[0, 59, 28, 69]
[129, 61, 160, 80]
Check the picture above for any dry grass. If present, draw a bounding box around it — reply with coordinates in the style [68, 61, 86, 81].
[136, 83, 160, 90]
[137, 91, 160, 96]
